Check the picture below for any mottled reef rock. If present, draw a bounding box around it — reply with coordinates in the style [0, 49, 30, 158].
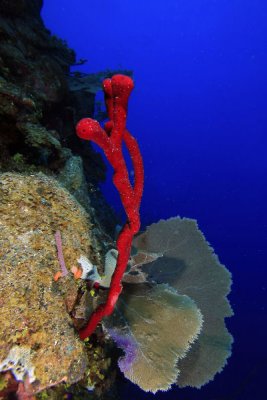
[0, 173, 90, 394]
[0, 1, 124, 398]
[0, 0, 122, 235]
[0, 0, 75, 167]
[0, 173, 117, 399]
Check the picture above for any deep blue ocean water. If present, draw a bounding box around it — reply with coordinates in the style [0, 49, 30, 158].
[42, 1, 267, 399]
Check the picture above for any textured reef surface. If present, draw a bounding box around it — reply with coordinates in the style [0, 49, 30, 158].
[0, 173, 118, 399]
[0, 0, 121, 233]
[0, 173, 90, 392]
[0, 1, 121, 398]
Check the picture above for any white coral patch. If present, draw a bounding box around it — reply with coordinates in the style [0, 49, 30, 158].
[77, 255, 101, 281]
[77, 249, 118, 287]
[0, 346, 35, 383]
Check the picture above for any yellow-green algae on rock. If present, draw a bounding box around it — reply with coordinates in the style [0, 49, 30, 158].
[0, 172, 94, 393]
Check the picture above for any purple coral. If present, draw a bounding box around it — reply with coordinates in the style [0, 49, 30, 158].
[55, 230, 68, 277]
[108, 329, 138, 373]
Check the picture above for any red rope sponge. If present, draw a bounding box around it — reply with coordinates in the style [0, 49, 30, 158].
[76, 74, 144, 339]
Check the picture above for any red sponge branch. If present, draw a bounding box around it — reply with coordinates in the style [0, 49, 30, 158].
[76, 74, 144, 340]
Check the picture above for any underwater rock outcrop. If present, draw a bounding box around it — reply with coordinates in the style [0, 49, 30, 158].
[0, 173, 93, 395]
[0, 0, 120, 233]
[0, 0, 75, 168]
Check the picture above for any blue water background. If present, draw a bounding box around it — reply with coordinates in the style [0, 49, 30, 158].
[42, 1, 267, 399]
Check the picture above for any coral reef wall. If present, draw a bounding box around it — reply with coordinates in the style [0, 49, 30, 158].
[0, 0, 75, 168]
[0, 2, 122, 397]
[0, 0, 118, 232]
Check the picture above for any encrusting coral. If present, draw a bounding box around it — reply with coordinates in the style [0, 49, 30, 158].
[0, 172, 95, 395]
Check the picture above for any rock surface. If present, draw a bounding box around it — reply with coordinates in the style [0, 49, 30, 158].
[0, 0, 75, 168]
[0, 1, 132, 398]
[0, 0, 119, 251]
[0, 173, 93, 394]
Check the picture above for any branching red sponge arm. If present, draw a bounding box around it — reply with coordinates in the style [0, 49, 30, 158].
[76, 74, 144, 340]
